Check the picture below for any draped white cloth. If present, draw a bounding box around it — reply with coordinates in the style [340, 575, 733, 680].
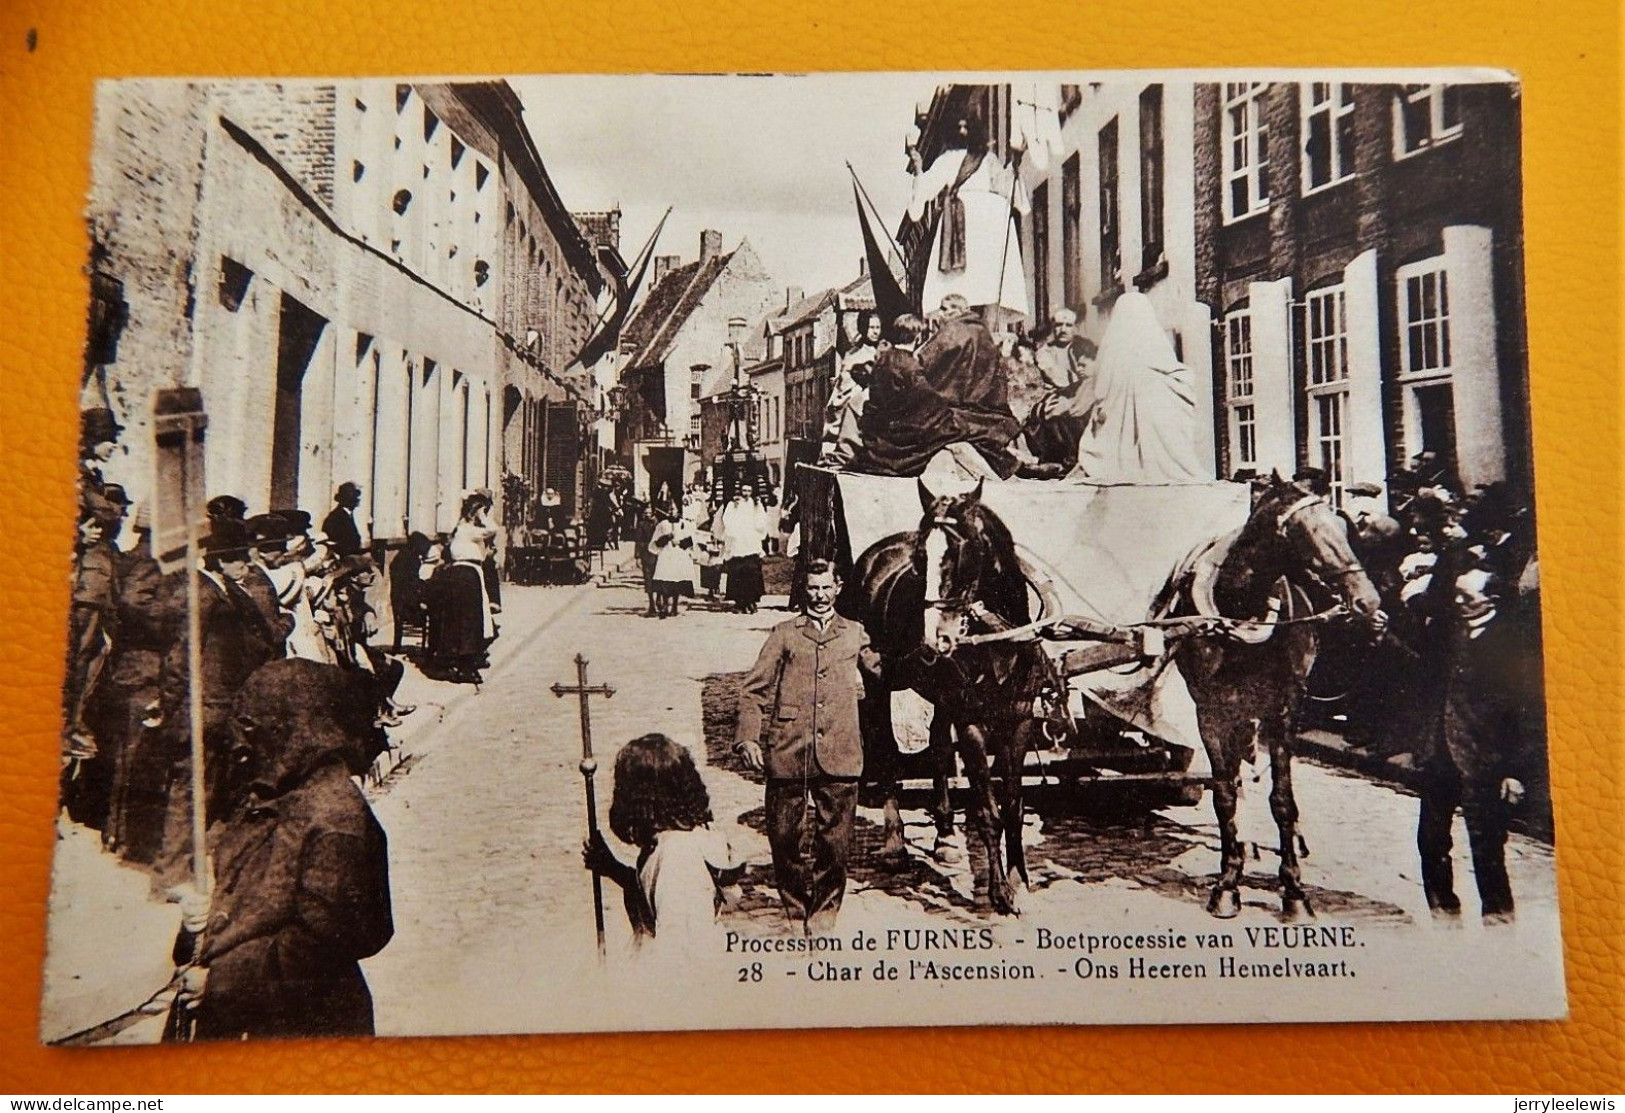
[907, 151, 1029, 317]
[1071, 292, 1205, 484]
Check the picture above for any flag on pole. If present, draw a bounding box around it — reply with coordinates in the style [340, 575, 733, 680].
[852, 183, 912, 325]
[569, 209, 671, 370]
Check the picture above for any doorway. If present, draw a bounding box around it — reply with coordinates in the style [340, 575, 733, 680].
[270, 294, 328, 511]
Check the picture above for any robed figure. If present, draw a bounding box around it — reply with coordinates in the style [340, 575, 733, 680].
[905, 117, 1028, 319]
[1058, 292, 1205, 483]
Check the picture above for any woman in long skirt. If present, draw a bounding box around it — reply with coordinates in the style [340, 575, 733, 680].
[428, 492, 498, 680]
[719, 485, 768, 614]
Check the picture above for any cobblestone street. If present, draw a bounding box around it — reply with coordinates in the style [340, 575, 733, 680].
[354, 556, 1561, 1035]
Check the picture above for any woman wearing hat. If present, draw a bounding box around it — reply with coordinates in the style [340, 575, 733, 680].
[248, 513, 335, 666]
[78, 407, 124, 501]
[427, 491, 498, 681]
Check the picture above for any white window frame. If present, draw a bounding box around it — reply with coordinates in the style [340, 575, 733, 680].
[1224, 311, 1257, 468]
[1393, 84, 1463, 159]
[1222, 83, 1270, 223]
[1305, 285, 1350, 387]
[1301, 83, 1356, 194]
[1303, 286, 1351, 503]
[1311, 392, 1348, 506]
[1396, 259, 1452, 379]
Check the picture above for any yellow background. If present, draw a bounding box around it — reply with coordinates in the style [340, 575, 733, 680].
[0, 0, 1619, 1093]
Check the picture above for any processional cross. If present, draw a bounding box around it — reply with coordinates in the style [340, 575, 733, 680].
[552, 654, 616, 955]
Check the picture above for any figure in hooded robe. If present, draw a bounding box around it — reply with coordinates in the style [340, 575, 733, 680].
[1062, 292, 1204, 484]
[169, 659, 393, 1041]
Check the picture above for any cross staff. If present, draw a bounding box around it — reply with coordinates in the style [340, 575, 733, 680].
[552, 654, 616, 956]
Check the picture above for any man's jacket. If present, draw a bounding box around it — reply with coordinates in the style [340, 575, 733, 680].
[735, 614, 872, 780]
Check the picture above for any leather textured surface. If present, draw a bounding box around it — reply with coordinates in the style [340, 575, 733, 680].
[0, 0, 1619, 1093]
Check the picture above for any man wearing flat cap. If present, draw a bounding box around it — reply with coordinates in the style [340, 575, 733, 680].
[153, 518, 291, 889]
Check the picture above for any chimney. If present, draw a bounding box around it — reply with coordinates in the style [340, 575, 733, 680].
[728, 317, 748, 347]
[785, 286, 804, 311]
[699, 229, 723, 264]
[858, 255, 868, 277]
[652, 254, 680, 286]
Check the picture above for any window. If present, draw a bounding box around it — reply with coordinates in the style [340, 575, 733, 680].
[1394, 84, 1462, 156]
[1303, 83, 1356, 192]
[1139, 85, 1165, 272]
[1401, 266, 1451, 374]
[1061, 154, 1081, 312]
[1313, 393, 1347, 504]
[1031, 181, 1051, 325]
[1222, 82, 1270, 221]
[1225, 312, 1257, 469]
[1098, 118, 1120, 293]
[1305, 286, 1349, 386]
[1305, 286, 1350, 503]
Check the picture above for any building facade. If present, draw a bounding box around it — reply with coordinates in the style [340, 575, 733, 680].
[616, 231, 778, 497]
[81, 79, 603, 544]
[1019, 81, 1216, 472]
[1193, 80, 1528, 505]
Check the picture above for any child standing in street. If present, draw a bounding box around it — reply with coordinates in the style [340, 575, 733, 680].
[582, 733, 743, 953]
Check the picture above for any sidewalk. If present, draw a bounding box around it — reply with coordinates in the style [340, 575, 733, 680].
[38, 544, 637, 1045]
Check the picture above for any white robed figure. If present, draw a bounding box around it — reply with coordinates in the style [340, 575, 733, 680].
[906, 125, 1029, 319]
[1070, 292, 1205, 484]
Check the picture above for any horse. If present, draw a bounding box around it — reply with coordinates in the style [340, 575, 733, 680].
[1156, 473, 1385, 919]
[838, 478, 1067, 914]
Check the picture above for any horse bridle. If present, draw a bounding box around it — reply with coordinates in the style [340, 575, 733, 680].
[918, 515, 983, 610]
[1274, 493, 1365, 580]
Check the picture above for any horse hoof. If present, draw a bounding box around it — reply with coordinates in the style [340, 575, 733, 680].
[1282, 896, 1316, 921]
[932, 837, 963, 865]
[1208, 888, 1241, 919]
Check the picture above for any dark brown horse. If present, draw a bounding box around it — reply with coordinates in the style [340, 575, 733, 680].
[1158, 474, 1385, 919]
[839, 479, 1066, 914]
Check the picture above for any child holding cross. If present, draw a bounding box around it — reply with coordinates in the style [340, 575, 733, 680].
[582, 733, 744, 953]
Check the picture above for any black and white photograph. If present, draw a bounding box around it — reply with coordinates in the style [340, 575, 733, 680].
[43, 69, 1562, 1045]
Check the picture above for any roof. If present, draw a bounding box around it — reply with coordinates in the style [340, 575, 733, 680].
[621, 250, 736, 371]
[697, 361, 737, 400]
[443, 81, 604, 296]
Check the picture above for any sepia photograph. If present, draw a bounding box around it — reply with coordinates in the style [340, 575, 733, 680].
[42, 69, 1562, 1046]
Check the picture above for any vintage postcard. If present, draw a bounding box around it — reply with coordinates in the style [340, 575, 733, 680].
[42, 69, 1562, 1044]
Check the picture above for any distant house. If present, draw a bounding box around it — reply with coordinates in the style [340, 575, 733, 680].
[616, 230, 777, 497]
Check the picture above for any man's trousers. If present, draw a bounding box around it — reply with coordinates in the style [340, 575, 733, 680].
[765, 777, 858, 933]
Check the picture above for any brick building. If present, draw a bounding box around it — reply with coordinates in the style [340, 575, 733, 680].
[1193, 79, 1528, 504]
[82, 79, 605, 542]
